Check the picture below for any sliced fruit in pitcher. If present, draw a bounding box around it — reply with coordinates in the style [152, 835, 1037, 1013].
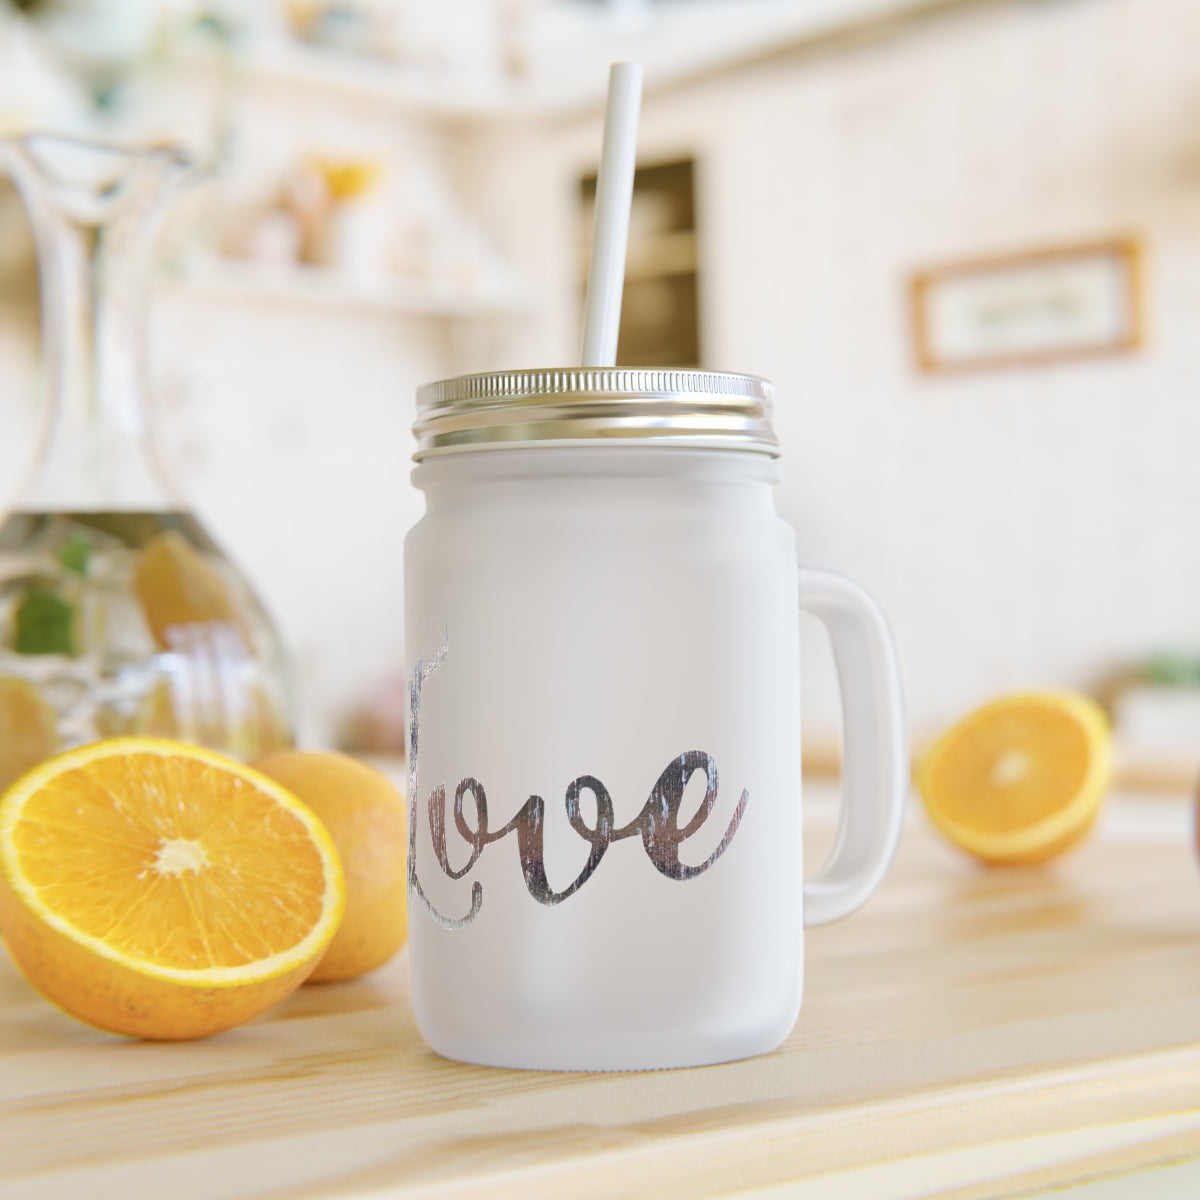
[133, 530, 249, 650]
[0, 676, 59, 793]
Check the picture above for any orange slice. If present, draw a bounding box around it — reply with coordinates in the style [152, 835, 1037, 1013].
[0, 739, 344, 1039]
[0, 677, 59, 795]
[133, 531, 249, 650]
[918, 692, 1111, 865]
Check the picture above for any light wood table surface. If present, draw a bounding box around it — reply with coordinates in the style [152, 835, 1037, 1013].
[3, 786, 1199, 1200]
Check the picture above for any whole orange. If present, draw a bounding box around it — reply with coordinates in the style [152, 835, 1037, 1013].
[254, 751, 407, 982]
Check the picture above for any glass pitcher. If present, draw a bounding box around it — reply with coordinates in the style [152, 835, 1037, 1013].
[0, 134, 292, 792]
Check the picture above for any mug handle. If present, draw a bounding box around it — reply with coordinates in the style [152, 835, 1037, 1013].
[798, 567, 908, 927]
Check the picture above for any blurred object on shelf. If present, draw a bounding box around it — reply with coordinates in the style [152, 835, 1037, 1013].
[1093, 654, 1200, 794]
[13, 0, 168, 108]
[222, 159, 330, 267]
[1138, 652, 1200, 690]
[284, 1, 390, 61]
[221, 153, 387, 276]
[1110, 656, 1200, 753]
[338, 672, 406, 756]
[216, 144, 520, 297]
[225, 202, 305, 266]
[308, 153, 387, 276]
[283, 161, 334, 263]
[10, 0, 239, 111]
[311, 154, 380, 201]
[1096, 652, 1200, 719]
[283, 0, 517, 90]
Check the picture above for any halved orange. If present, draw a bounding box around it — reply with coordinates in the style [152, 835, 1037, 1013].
[918, 692, 1111, 865]
[0, 738, 344, 1039]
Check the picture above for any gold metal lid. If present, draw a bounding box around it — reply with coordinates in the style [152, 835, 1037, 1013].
[413, 368, 779, 460]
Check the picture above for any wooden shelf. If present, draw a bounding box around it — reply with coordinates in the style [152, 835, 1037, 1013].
[174, 261, 538, 320]
[580, 229, 698, 282]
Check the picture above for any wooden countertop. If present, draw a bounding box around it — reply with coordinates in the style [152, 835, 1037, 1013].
[3, 786, 1199, 1200]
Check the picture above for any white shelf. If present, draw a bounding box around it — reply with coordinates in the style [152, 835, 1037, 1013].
[174, 261, 538, 320]
[515, 0, 977, 113]
[226, 42, 518, 121]
[184, 0, 971, 120]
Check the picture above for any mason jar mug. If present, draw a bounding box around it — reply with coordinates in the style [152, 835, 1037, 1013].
[404, 368, 906, 1071]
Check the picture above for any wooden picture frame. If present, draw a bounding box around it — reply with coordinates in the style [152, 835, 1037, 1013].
[910, 238, 1143, 373]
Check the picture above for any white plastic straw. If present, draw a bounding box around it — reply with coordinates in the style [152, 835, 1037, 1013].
[580, 61, 643, 367]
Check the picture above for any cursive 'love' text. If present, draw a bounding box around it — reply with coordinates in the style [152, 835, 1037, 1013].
[406, 636, 750, 930]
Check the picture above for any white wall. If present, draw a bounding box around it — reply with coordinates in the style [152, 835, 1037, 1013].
[490, 0, 1200, 746]
[4, 0, 1197, 752]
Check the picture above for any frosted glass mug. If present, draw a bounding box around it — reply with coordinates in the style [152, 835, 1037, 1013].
[404, 369, 906, 1071]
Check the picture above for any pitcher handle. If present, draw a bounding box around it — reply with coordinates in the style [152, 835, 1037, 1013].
[798, 567, 907, 926]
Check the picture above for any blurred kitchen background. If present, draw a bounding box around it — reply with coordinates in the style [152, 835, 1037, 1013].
[1, 0, 1196, 781]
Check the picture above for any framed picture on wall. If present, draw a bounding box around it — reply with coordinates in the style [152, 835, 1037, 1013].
[910, 238, 1143, 372]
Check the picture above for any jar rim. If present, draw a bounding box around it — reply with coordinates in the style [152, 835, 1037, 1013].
[413, 368, 779, 460]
